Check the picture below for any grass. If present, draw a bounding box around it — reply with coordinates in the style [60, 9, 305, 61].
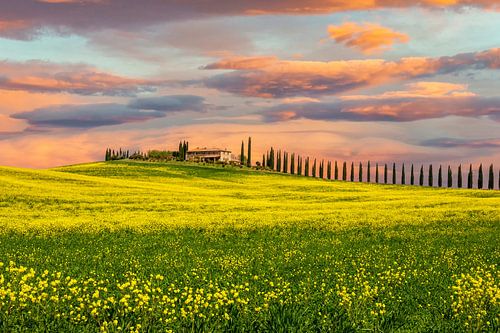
[0, 160, 498, 332]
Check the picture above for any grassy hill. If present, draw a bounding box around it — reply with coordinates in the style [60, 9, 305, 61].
[0, 161, 499, 332]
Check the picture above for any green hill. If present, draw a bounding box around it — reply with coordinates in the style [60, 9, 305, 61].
[0, 161, 498, 332]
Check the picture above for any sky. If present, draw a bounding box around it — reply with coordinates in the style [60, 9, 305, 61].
[0, 0, 499, 169]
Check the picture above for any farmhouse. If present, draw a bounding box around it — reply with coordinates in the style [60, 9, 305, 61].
[186, 147, 233, 163]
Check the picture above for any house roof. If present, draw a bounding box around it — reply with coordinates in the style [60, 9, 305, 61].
[187, 147, 231, 153]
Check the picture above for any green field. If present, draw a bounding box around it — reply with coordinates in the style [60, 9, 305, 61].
[0, 161, 499, 332]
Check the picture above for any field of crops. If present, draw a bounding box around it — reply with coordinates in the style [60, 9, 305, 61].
[0, 160, 499, 332]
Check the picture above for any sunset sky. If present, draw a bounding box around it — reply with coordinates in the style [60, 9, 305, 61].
[0, 0, 499, 168]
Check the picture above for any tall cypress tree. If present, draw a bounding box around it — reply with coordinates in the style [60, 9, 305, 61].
[320, 160, 324, 179]
[178, 141, 183, 161]
[312, 159, 317, 178]
[334, 161, 339, 180]
[384, 164, 388, 184]
[290, 153, 295, 174]
[298, 156, 302, 176]
[185, 141, 189, 160]
[247, 137, 252, 167]
[438, 165, 443, 187]
[305, 157, 310, 177]
[488, 164, 494, 190]
[392, 163, 396, 184]
[468, 164, 473, 189]
[428, 165, 433, 187]
[447, 165, 452, 188]
[478, 164, 483, 189]
[350, 162, 354, 182]
[240, 141, 245, 165]
[277, 150, 282, 172]
[283, 152, 288, 173]
[457, 165, 462, 188]
[375, 163, 379, 183]
[410, 164, 414, 185]
[342, 161, 347, 181]
[419, 165, 424, 186]
[358, 162, 363, 182]
[262, 154, 265, 168]
[401, 164, 406, 185]
[367, 161, 371, 183]
[327, 161, 332, 180]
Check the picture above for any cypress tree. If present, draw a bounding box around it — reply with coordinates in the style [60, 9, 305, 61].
[291, 153, 295, 174]
[240, 141, 245, 165]
[312, 159, 317, 177]
[247, 137, 252, 167]
[438, 165, 443, 187]
[447, 165, 452, 188]
[488, 164, 494, 190]
[262, 154, 265, 168]
[298, 156, 302, 176]
[358, 162, 363, 182]
[457, 165, 462, 188]
[384, 164, 388, 184]
[334, 161, 339, 180]
[327, 161, 332, 180]
[375, 163, 379, 183]
[428, 165, 433, 187]
[319, 160, 324, 179]
[410, 164, 414, 185]
[277, 150, 282, 172]
[468, 164, 473, 189]
[305, 157, 310, 177]
[178, 141, 183, 161]
[342, 162, 347, 181]
[478, 164, 483, 189]
[401, 164, 406, 185]
[419, 165, 424, 186]
[350, 162, 354, 182]
[367, 161, 371, 183]
[105, 148, 109, 161]
[283, 152, 288, 173]
[392, 163, 396, 184]
[185, 141, 189, 160]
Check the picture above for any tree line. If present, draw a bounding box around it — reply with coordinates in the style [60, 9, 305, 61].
[262, 147, 499, 190]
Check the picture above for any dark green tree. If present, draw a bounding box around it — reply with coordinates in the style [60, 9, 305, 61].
[467, 164, 473, 189]
[290, 153, 295, 174]
[488, 164, 494, 190]
[342, 161, 347, 181]
[327, 161, 332, 180]
[419, 165, 424, 186]
[392, 163, 396, 184]
[262, 154, 265, 168]
[375, 163, 379, 183]
[178, 141, 183, 161]
[312, 159, 317, 178]
[334, 161, 339, 180]
[247, 137, 252, 167]
[384, 164, 388, 184]
[185, 141, 189, 160]
[478, 164, 483, 189]
[428, 165, 433, 187]
[447, 165, 452, 188]
[350, 162, 354, 182]
[410, 164, 414, 185]
[367, 161, 371, 183]
[457, 165, 462, 188]
[283, 152, 288, 173]
[438, 165, 443, 187]
[358, 162, 363, 182]
[240, 141, 245, 165]
[319, 160, 324, 179]
[298, 156, 302, 176]
[401, 164, 406, 185]
[305, 157, 310, 177]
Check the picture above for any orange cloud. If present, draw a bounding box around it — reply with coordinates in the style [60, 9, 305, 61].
[203, 48, 500, 98]
[0, 60, 164, 96]
[327, 22, 409, 54]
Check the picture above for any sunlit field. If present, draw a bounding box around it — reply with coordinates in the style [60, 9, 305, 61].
[0, 161, 499, 332]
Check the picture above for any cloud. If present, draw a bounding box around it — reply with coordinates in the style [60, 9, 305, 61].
[0, 60, 165, 96]
[327, 22, 409, 54]
[11, 95, 207, 128]
[260, 82, 500, 122]
[420, 137, 500, 148]
[0, 1, 499, 39]
[202, 48, 500, 98]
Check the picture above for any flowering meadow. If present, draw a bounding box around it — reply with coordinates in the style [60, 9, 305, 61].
[0, 161, 499, 331]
